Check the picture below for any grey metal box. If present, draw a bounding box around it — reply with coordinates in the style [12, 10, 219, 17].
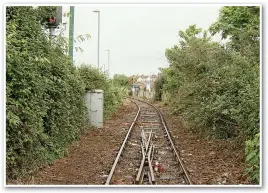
[85, 90, 103, 128]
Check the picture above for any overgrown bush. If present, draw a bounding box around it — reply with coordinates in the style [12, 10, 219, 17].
[6, 7, 127, 181]
[104, 81, 126, 117]
[162, 6, 260, 184]
[77, 65, 126, 119]
[77, 65, 108, 91]
[6, 6, 88, 180]
[154, 74, 165, 101]
[165, 35, 259, 139]
[245, 133, 260, 183]
[112, 74, 131, 88]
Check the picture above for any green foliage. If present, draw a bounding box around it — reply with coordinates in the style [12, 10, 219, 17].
[6, 6, 89, 180]
[35, 6, 58, 25]
[112, 74, 131, 88]
[77, 65, 108, 91]
[154, 73, 165, 101]
[166, 35, 259, 138]
[209, 6, 260, 39]
[6, 6, 126, 181]
[209, 6, 260, 183]
[162, 6, 260, 184]
[77, 65, 126, 119]
[245, 133, 260, 183]
[104, 81, 126, 118]
[209, 6, 260, 61]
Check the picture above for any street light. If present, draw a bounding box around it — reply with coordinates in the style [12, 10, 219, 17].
[106, 49, 110, 77]
[93, 10, 100, 69]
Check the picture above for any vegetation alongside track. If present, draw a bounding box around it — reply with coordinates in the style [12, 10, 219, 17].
[154, 6, 260, 183]
[6, 6, 260, 184]
[6, 6, 127, 181]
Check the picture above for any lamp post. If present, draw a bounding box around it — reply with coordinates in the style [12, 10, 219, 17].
[103, 63, 106, 73]
[106, 49, 110, 77]
[93, 10, 100, 69]
[69, 6, 75, 64]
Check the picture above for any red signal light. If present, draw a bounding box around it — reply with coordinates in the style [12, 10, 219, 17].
[49, 17, 56, 23]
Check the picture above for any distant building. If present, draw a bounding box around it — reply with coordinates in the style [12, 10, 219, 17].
[131, 74, 158, 92]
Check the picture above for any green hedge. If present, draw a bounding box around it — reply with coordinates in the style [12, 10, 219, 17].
[154, 74, 165, 101]
[162, 22, 259, 183]
[6, 6, 126, 181]
[77, 65, 126, 119]
[165, 37, 259, 139]
[6, 7, 88, 179]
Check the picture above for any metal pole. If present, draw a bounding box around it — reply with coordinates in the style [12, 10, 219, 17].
[93, 10, 100, 69]
[105, 49, 110, 77]
[69, 6, 75, 64]
[108, 50, 110, 77]
[98, 12, 100, 70]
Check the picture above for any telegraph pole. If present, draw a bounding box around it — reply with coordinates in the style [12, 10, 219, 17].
[69, 6, 75, 64]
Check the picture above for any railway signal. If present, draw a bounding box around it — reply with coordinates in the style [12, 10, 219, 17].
[47, 16, 56, 27]
[45, 6, 62, 36]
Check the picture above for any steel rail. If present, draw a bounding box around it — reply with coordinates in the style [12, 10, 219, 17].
[145, 132, 152, 152]
[105, 100, 140, 185]
[105, 98, 193, 185]
[132, 98, 193, 185]
[135, 144, 146, 184]
[147, 144, 156, 184]
[135, 143, 155, 185]
[158, 108, 193, 184]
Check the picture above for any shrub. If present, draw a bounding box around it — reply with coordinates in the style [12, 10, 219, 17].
[245, 133, 260, 183]
[6, 6, 87, 180]
[163, 21, 259, 183]
[154, 74, 165, 101]
[77, 65, 126, 119]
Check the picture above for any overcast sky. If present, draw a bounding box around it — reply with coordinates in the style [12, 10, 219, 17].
[61, 5, 222, 77]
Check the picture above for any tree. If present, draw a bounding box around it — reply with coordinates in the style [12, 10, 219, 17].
[210, 8, 260, 183]
[209, 6, 260, 60]
[162, 7, 260, 183]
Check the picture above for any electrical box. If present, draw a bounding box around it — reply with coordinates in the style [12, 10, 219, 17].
[85, 90, 103, 128]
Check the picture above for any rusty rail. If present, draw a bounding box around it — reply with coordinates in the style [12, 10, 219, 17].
[147, 144, 155, 184]
[135, 144, 146, 184]
[132, 98, 193, 185]
[105, 98, 193, 185]
[105, 100, 140, 185]
[135, 142, 155, 185]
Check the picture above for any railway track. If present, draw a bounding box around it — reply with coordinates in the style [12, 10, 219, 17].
[105, 98, 192, 185]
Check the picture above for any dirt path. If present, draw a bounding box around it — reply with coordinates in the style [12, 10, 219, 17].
[28, 99, 137, 185]
[155, 102, 248, 185]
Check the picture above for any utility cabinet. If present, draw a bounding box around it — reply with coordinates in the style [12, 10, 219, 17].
[85, 90, 103, 128]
